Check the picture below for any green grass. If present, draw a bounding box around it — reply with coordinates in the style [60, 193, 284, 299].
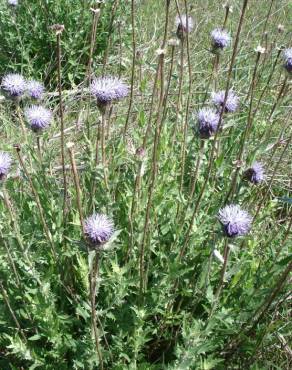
[0, 0, 291, 369]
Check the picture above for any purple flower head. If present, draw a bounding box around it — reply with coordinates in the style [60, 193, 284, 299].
[24, 105, 52, 132]
[175, 14, 194, 39]
[218, 204, 252, 238]
[84, 213, 114, 248]
[0, 152, 12, 180]
[245, 161, 265, 184]
[197, 108, 220, 139]
[211, 28, 231, 50]
[1, 73, 26, 99]
[26, 80, 45, 100]
[212, 90, 239, 113]
[8, 0, 18, 6]
[283, 48, 292, 73]
[90, 76, 128, 108]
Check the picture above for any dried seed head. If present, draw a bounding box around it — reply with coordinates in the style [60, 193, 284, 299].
[50, 24, 65, 35]
[135, 147, 146, 159]
[168, 38, 180, 47]
[255, 45, 266, 54]
[156, 48, 166, 56]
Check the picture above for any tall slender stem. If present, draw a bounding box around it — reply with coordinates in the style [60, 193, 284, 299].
[90, 252, 104, 369]
[0, 281, 27, 343]
[225, 50, 262, 203]
[54, 26, 68, 221]
[177, 0, 249, 264]
[179, 0, 193, 192]
[210, 239, 230, 317]
[124, 0, 136, 136]
[68, 144, 85, 234]
[15, 145, 56, 259]
[139, 1, 170, 295]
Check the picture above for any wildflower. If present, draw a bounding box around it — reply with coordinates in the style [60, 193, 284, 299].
[90, 76, 128, 110]
[8, 0, 18, 6]
[26, 80, 45, 100]
[84, 213, 114, 248]
[283, 48, 292, 73]
[175, 14, 194, 39]
[218, 204, 252, 238]
[1, 73, 26, 99]
[211, 28, 231, 50]
[0, 152, 12, 180]
[197, 108, 220, 139]
[244, 161, 265, 184]
[24, 105, 52, 132]
[212, 90, 239, 113]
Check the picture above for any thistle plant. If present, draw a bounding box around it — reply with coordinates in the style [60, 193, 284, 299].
[90, 76, 128, 187]
[283, 48, 292, 73]
[51, 23, 68, 220]
[0, 152, 12, 181]
[197, 108, 220, 139]
[0, 0, 291, 368]
[244, 161, 265, 185]
[7, 0, 18, 6]
[210, 28, 231, 52]
[90, 76, 128, 113]
[26, 80, 45, 100]
[24, 105, 52, 133]
[212, 89, 239, 113]
[84, 212, 114, 370]
[84, 213, 114, 249]
[175, 14, 194, 40]
[24, 105, 52, 160]
[210, 205, 252, 315]
[1, 73, 26, 100]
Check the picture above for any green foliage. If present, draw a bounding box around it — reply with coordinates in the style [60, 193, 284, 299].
[0, 0, 291, 369]
[0, 0, 128, 87]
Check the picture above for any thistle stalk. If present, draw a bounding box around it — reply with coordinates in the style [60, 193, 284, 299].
[210, 238, 230, 317]
[177, 0, 249, 265]
[90, 252, 104, 369]
[15, 145, 56, 259]
[179, 0, 192, 193]
[139, 1, 170, 294]
[123, 0, 136, 136]
[68, 144, 85, 233]
[225, 49, 263, 203]
[68, 145, 104, 367]
[52, 24, 68, 221]
[0, 281, 27, 343]
[225, 260, 292, 360]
